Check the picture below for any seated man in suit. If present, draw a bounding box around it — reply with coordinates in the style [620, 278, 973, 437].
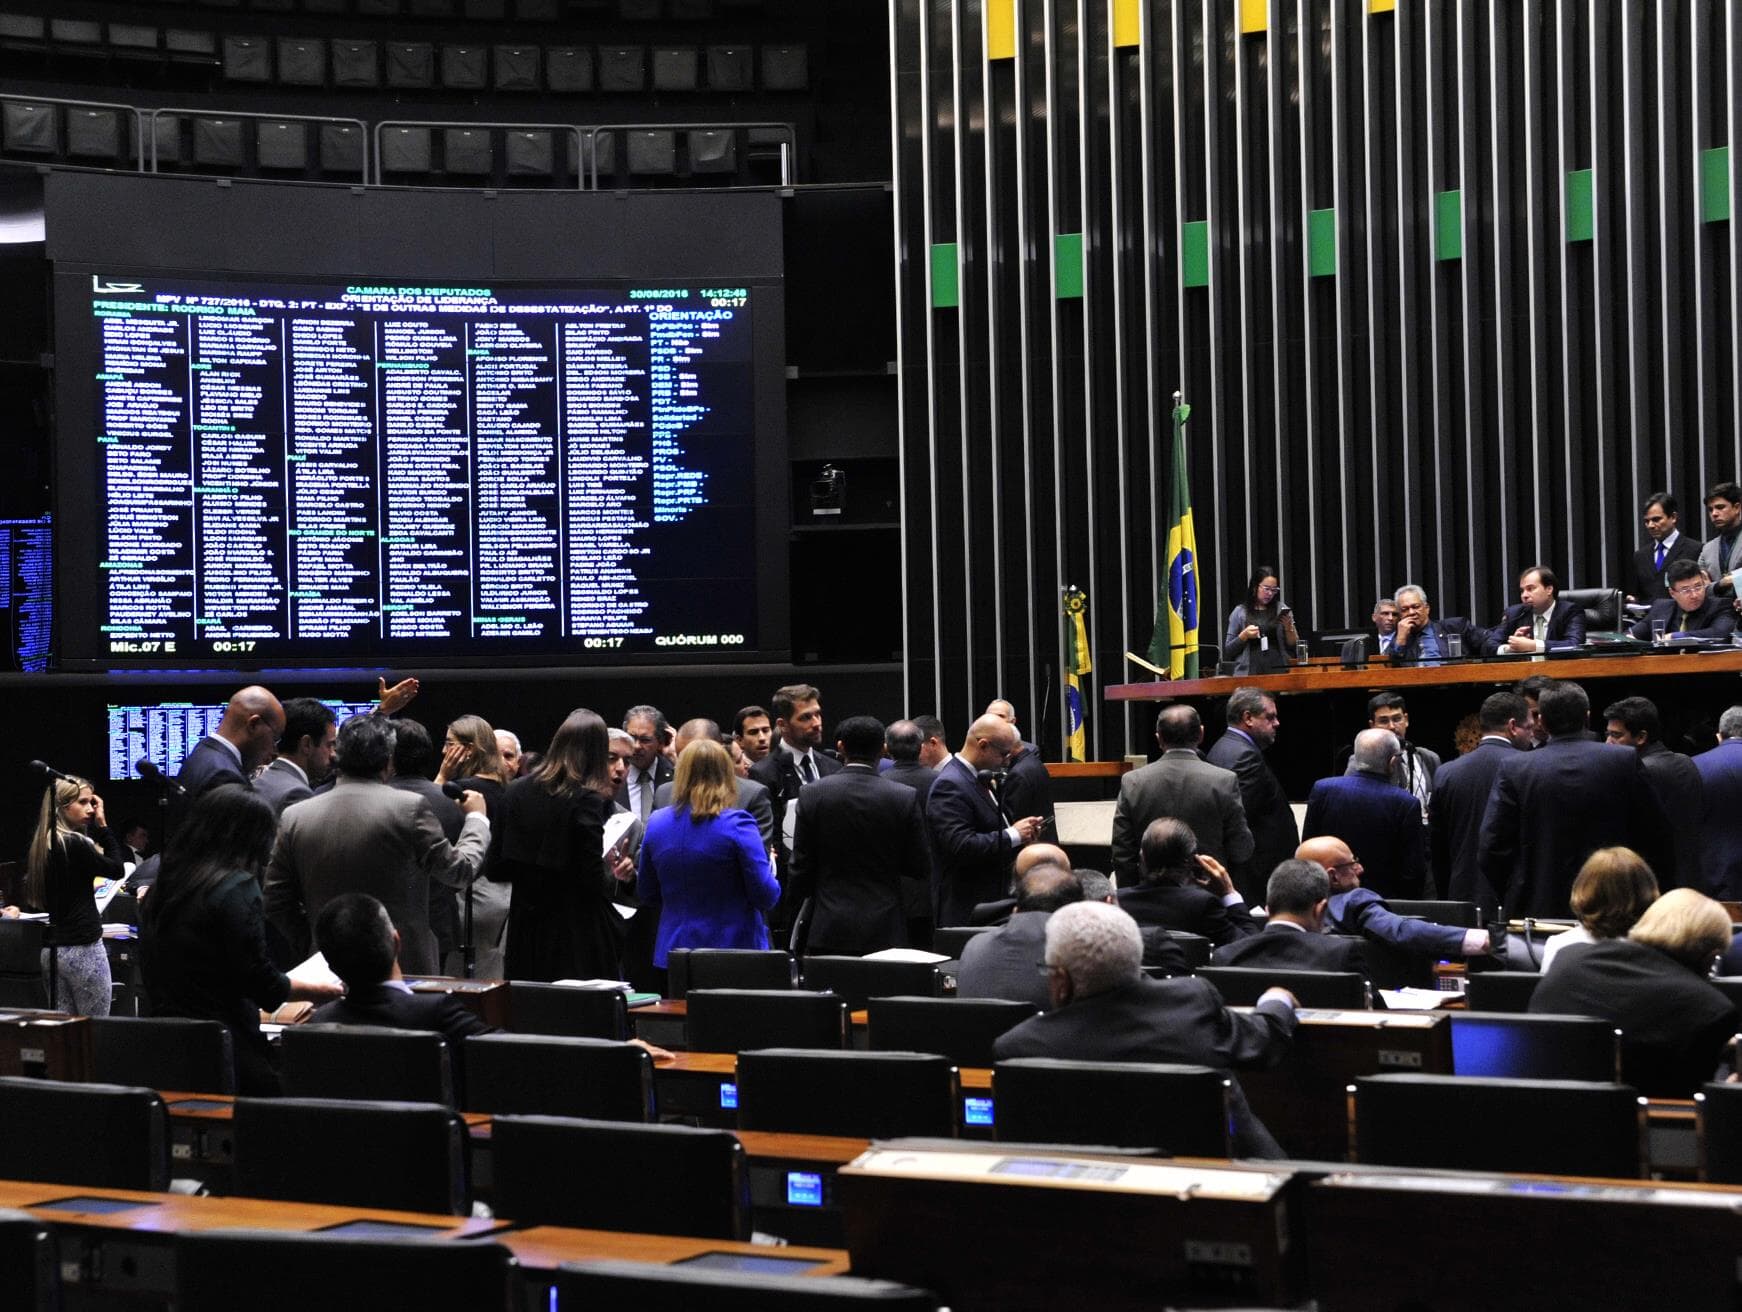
[1080, 867, 1190, 975]
[1387, 585, 1490, 663]
[956, 865, 1084, 1009]
[1303, 729, 1427, 900]
[1116, 818, 1259, 948]
[1490, 564, 1587, 654]
[1211, 859, 1365, 975]
[1628, 560, 1738, 643]
[994, 901, 1299, 1157]
[1630, 492, 1703, 602]
[1298, 835, 1490, 964]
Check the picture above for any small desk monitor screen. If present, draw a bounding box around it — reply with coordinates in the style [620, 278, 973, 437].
[672, 1252, 831, 1276]
[963, 1095, 995, 1127]
[784, 1171, 824, 1207]
[316, 1219, 453, 1238]
[30, 1195, 162, 1215]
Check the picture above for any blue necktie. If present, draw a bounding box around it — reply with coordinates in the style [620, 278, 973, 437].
[1654, 542, 1666, 571]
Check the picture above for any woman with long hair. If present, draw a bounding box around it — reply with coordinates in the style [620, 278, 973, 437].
[435, 712, 514, 975]
[1222, 565, 1301, 675]
[636, 739, 780, 968]
[24, 774, 124, 1016]
[140, 787, 339, 1094]
[494, 708, 633, 982]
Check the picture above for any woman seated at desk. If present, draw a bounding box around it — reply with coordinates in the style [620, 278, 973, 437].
[1222, 566, 1301, 675]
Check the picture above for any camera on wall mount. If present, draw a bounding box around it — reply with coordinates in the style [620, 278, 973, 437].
[809, 464, 846, 517]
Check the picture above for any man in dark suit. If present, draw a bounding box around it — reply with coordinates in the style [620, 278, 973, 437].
[1604, 695, 1704, 883]
[1696, 707, 1742, 899]
[1302, 729, 1427, 900]
[254, 698, 337, 816]
[176, 685, 285, 797]
[615, 704, 674, 823]
[1211, 859, 1366, 975]
[929, 714, 1046, 926]
[881, 719, 942, 946]
[1205, 688, 1299, 904]
[1630, 492, 1703, 602]
[1387, 585, 1491, 662]
[1298, 836, 1491, 962]
[1431, 691, 1532, 908]
[1490, 564, 1587, 654]
[994, 901, 1299, 1157]
[386, 719, 466, 973]
[1341, 693, 1440, 823]
[748, 682, 843, 851]
[1116, 818, 1258, 947]
[956, 865, 1083, 1009]
[1628, 560, 1738, 642]
[1478, 680, 1675, 917]
[1111, 705, 1254, 884]
[653, 719, 775, 850]
[789, 715, 931, 956]
[985, 699, 1054, 829]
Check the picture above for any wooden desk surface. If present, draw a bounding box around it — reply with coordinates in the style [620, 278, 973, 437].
[497, 1225, 852, 1274]
[634, 999, 872, 1026]
[161, 1092, 491, 1129]
[656, 1050, 993, 1091]
[1107, 648, 1742, 701]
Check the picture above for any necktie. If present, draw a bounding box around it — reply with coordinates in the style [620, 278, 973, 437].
[799, 755, 817, 785]
[1654, 542, 1666, 571]
[1532, 612, 1547, 644]
[637, 770, 652, 820]
[1676, 608, 1686, 633]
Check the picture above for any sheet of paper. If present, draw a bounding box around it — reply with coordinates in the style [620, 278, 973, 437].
[1377, 987, 1457, 1011]
[290, 951, 344, 989]
[603, 811, 637, 855]
[861, 947, 952, 964]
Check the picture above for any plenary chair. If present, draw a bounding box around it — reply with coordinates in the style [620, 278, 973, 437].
[279, 1025, 453, 1105]
[1448, 1013, 1621, 1081]
[1463, 971, 1544, 1013]
[0, 1208, 55, 1312]
[1709, 977, 1742, 1014]
[667, 948, 794, 998]
[865, 997, 1039, 1067]
[550, 1259, 940, 1309]
[462, 1034, 654, 1121]
[1561, 586, 1624, 633]
[1695, 1082, 1742, 1184]
[931, 926, 994, 960]
[0, 919, 48, 1007]
[992, 1059, 1232, 1157]
[89, 1016, 236, 1094]
[1196, 966, 1370, 1010]
[232, 1097, 469, 1216]
[1385, 900, 1482, 928]
[174, 1231, 514, 1312]
[735, 1049, 959, 1139]
[506, 982, 628, 1039]
[800, 957, 944, 1008]
[492, 1115, 748, 1239]
[1165, 932, 1212, 970]
[685, 989, 849, 1053]
[1351, 1074, 1646, 1178]
[0, 1077, 168, 1190]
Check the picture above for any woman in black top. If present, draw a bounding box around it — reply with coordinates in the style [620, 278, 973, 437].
[495, 708, 633, 982]
[24, 775, 124, 1016]
[140, 788, 340, 1094]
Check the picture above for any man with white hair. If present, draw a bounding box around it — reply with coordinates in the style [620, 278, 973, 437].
[494, 729, 524, 778]
[1386, 584, 1490, 664]
[992, 901, 1299, 1157]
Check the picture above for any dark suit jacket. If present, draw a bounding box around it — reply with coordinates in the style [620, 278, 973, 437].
[176, 737, 251, 798]
[614, 757, 674, 817]
[1430, 737, 1518, 907]
[928, 756, 1015, 927]
[1695, 739, 1742, 899]
[1477, 736, 1674, 917]
[790, 764, 929, 956]
[1111, 749, 1254, 883]
[1388, 616, 1491, 663]
[955, 911, 1052, 1009]
[884, 761, 940, 811]
[1489, 597, 1587, 652]
[874, 761, 940, 924]
[253, 759, 313, 815]
[1211, 922, 1367, 975]
[1116, 880, 1258, 948]
[993, 976, 1298, 1157]
[1302, 770, 1427, 900]
[999, 744, 1055, 827]
[1628, 594, 1738, 642]
[1637, 743, 1702, 889]
[1326, 886, 1469, 958]
[310, 981, 497, 1088]
[1204, 730, 1299, 904]
[750, 744, 843, 854]
[1631, 533, 1703, 601]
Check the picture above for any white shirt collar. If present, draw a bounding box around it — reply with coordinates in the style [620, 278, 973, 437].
[272, 757, 309, 785]
[208, 734, 244, 766]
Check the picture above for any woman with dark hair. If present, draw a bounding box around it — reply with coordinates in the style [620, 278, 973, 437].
[140, 788, 340, 1094]
[494, 708, 633, 982]
[23, 774, 124, 1016]
[1222, 566, 1301, 675]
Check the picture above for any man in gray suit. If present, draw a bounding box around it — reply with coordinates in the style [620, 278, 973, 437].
[652, 717, 775, 850]
[265, 715, 489, 974]
[254, 698, 337, 816]
[956, 865, 1083, 1009]
[1112, 705, 1254, 886]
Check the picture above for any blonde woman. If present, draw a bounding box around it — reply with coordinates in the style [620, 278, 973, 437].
[435, 713, 514, 975]
[636, 739, 779, 969]
[24, 775, 125, 1015]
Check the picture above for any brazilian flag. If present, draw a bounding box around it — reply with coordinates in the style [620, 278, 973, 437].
[1064, 587, 1091, 762]
[1148, 395, 1198, 679]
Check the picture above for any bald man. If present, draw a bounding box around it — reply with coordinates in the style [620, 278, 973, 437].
[986, 698, 1055, 830]
[652, 718, 776, 849]
[177, 685, 285, 797]
[929, 714, 1046, 926]
[1297, 834, 1489, 964]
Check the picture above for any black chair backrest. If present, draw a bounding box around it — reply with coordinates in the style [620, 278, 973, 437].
[992, 1059, 1232, 1156]
[232, 1097, 469, 1215]
[1696, 1082, 1742, 1183]
[549, 1259, 940, 1308]
[462, 1033, 654, 1121]
[735, 1049, 959, 1138]
[0, 1076, 168, 1190]
[800, 957, 943, 1008]
[507, 982, 628, 1039]
[1196, 966, 1369, 1009]
[174, 1231, 513, 1312]
[668, 948, 794, 999]
[1709, 977, 1742, 1015]
[1353, 1074, 1644, 1177]
[1463, 971, 1543, 1014]
[1385, 900, 1481, 928]
[865, 996, 1039, 1066]
[1165, 932, 1212, 969]
[90, 1016, 236, 1095]
[0, 921, 48, 1008]
[0, 1207, 56, 1312]
[685, 989, 849, 1052]
[279, 1025, 453, 1105]
[1561, 586, 1622, 631]
[1348, 933, 1432, 990]
[1449, 1013, 1621, 1081]
[492, 1115, 748, 1238]
[932, 926, 994, 960]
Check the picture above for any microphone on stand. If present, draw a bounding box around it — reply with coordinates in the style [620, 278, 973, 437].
[27, 760, 77, 783]
[136, 760, 187, 796]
